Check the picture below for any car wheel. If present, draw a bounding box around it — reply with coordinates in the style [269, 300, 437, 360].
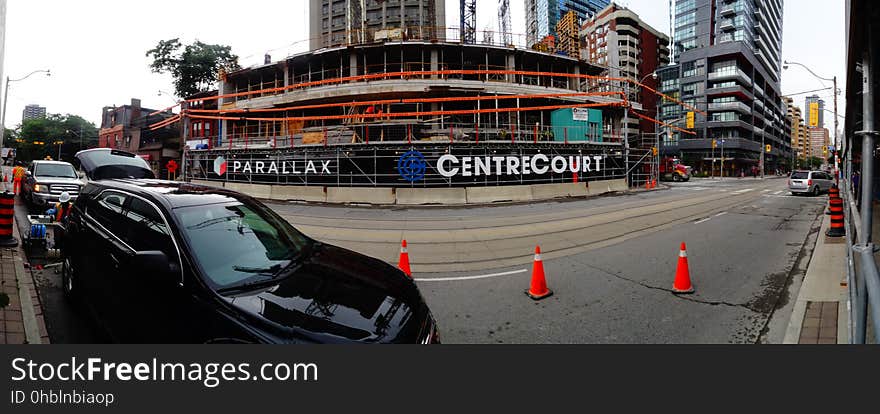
[61, 257, 81, 305]
[672, 174, 682, 182]
[812, 186, 820, 197]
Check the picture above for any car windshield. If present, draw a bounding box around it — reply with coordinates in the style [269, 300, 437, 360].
[175, 200, 311, 291]
[34, 164, 77, 178]
[791, 172, 809, 179]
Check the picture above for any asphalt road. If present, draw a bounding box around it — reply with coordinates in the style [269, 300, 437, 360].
[7, 162, 823, 344]
[267, 177, 825, 343]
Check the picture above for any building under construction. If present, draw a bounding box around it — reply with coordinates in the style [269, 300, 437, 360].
[174, 38, 697, 198]
[309, 0, 446, 50]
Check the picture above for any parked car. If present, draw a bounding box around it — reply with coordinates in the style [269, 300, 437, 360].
[61, 148, 438, 344]
[21, 160, 84, 209]
[789, 170, 834, 196]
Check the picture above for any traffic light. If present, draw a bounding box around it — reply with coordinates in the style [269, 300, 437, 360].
[686, 111, 695, 129]
[766, 145, 772, 153]
[652, 147, 658, 156]
[712, 139, 717, 149]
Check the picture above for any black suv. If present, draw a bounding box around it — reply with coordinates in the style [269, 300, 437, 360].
[62, 149, 438, 343]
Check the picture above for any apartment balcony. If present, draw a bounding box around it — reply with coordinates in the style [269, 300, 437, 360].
[719, 19, 736, 32]
[708, 101, 752, 113]
[707, 84, 754, 101]
[719, 4, 736, 17]
[708, 68, 752, 85]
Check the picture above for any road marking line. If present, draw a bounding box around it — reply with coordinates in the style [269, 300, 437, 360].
[414, 269, 528, 282]
[774, 190, 783, 195]
[733, 188, 755, 194]
[695, 217, 712, 224]
[714, 212, 728, 217]
[763, 189, 771, 193]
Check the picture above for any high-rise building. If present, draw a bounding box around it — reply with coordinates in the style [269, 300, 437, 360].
[658, 0, 790, 174]
[525, 0, 610, 46]
[785, 97, 809, 160]
[309, 0, 446, 50]
[809, 127, 829, 159]
[581, 3, 670, 137]
[804, 94, 825, 128]
[22, 104, 46, 121]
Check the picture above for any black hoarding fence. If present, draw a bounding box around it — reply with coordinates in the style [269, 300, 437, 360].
[183, 142, 625, 188]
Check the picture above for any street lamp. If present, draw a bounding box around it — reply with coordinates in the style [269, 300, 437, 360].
[0, 69, 51, 151]
[783, 60, 840, 181]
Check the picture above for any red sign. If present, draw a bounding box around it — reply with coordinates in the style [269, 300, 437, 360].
[166, 160, 179, 173]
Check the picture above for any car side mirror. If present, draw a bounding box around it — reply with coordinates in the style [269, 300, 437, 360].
[25, 171, 32, 177]
[132, 251, 173, 276]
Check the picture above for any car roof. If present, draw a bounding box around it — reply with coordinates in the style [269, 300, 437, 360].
[90, 179, 250, 209]
[32, 160, 74, 165]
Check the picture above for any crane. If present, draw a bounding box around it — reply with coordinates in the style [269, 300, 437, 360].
[460, 0, 476, 44]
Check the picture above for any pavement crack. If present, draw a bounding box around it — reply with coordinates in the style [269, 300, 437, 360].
[571, 259, 761, 312]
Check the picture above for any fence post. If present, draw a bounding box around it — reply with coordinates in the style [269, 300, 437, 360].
[534, 124, 538, 144]
[365, 124, 370, 145]
[449, 126, 454, 144]
[475, 123, 480, 144]
[407, 124, 412, 144]
[323, 127, 328, 147]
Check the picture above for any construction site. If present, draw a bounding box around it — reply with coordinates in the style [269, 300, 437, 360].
[165, 0, 701, 202]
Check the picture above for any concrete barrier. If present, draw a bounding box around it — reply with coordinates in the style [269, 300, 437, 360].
[396, 188, 467, 205]
[191, 180, 224, 188]
[270, 185, 327, 203]
[609, 179, 629, 192]
[224, 182, 272, 199]
[466, 185, 534, 204]
[529, 183, 588, 200]
[326, 187, 396, 205]
[586, 180, 613, 196]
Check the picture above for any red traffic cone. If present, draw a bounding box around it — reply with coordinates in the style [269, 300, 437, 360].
[526, 246, 553, 300]
[673, 242, 695, 294]
[398, 239, 412, 277]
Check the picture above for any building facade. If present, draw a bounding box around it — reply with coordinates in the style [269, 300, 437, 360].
[658, 0, 791, 175]
[526, 0, 610, 46]
[308, 0, 446, 50]
[804, 94, 825, 128]
[22, 104, 46, 121]
[581, 3, 670, 139]
[785, 97, 809, 160]
[808, 127, 829, 160]
[98, 98, 178, 174]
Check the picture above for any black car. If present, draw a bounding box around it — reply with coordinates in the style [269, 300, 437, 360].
[62, 149, 438, 343]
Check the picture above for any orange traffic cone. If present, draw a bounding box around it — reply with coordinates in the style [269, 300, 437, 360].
[398, 239, 412, 277]
[526, 246, 553, 300]
[673, 242, 695, 294]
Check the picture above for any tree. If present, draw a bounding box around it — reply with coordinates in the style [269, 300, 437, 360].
[15, 114, 98, 162]
[146, 38, 240, 97]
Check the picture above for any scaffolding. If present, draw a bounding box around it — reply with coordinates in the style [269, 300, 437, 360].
[556, 11, 579, 59]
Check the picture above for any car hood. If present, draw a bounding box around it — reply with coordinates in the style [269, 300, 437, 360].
[223, 244, 429, 343]
[34, 176, 82, 185]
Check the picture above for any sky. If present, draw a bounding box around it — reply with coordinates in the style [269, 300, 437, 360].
[0, 0, 847, 132]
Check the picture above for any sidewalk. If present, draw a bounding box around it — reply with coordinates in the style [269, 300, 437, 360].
[0, 187, 49, 344]
[783, 211, 848, 344]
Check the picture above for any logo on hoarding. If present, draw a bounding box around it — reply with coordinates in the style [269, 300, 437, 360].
[397, 150, 427, 182]
[214, 156, 227, 176]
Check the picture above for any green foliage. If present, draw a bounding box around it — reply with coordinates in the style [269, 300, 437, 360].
[13, 114, 98, 162]
[147, 38, 240, 98]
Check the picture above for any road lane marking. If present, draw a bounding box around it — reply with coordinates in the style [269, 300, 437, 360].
[414, 269, 528, 282]
[733, 188, 755, 194]
[714, 212, 728, 217]
[774, 190, 783, 195]
[695, 217, 712, 224]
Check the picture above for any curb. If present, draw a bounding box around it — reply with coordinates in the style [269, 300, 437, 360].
[12, 196, 48, 344]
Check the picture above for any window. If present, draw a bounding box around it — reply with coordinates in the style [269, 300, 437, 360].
[35, 163, 76, 178]
[88, 191, 128, 235]
[121, 197, 177, 261]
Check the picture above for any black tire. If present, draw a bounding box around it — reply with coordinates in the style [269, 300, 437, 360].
[61, 256, 81, 306]
[672, 174, 682, 182]
[812, 186, 820, 197]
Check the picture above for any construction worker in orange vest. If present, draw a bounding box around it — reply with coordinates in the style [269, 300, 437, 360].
[46, 192, 72, 223]
[12, 162, 26, 195]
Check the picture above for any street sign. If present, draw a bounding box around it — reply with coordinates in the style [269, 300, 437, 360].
[686, 111, 695, 129]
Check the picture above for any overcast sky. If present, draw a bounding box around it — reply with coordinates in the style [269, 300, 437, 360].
[1, 0, 846, 130]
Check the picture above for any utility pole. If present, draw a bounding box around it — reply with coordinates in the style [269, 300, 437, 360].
[833, 76, 840, 183]
[623, 81, 630, 186]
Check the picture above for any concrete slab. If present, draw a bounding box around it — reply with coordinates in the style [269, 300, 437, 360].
[529, 183, 587, 200]
[224, 182, 272, 199]
[270, 185, 327, 203]
[465, 185, 534, 204]
[396, 188, 467, 205]
[586, 180, 614, 196]
[783, 215, 848, 344]
[326, 187, 395, 205]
